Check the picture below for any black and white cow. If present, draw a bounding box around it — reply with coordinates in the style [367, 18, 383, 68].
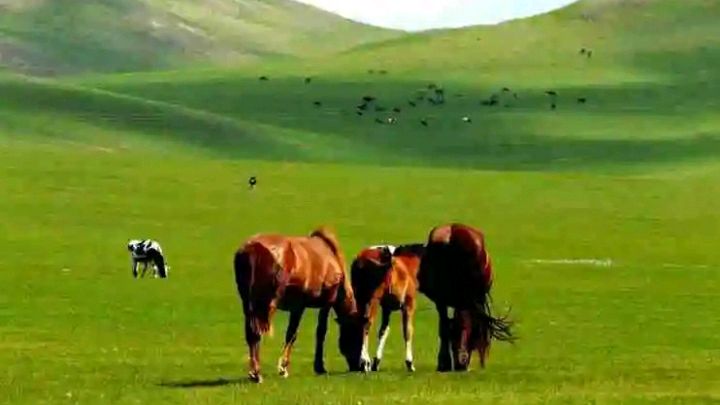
[127, 239, 169, 279]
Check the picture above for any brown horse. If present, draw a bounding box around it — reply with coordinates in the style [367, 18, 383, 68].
[233, 226, 365, 383]
[348, 243, 425, 373]
[417, 223, 514, 372]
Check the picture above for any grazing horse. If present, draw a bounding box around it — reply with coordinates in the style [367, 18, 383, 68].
[348, 243, 424, 373]
[418, 223, 514, 372]
[233, 227, 365, 383]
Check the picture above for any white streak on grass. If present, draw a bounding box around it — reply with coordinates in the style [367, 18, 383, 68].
[526, 258, 614, 267]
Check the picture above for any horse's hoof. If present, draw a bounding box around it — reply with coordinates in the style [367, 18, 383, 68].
[371, 358, 380, 372]
[278, 359, 289, 378]
[453, 363, 469, 372]
[458, 350, 469, 366]
[437, 364, 452, 373]
[405, 360, 415, 372]
[314, 365, 327, 375]
[278, 365, 289, 378]
[248, 371, 263, 383]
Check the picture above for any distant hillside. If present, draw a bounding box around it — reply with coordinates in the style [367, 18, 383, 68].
[3, 0, 719, 172]
[322, 0, 720, 81]
[0, 0, 399, 76]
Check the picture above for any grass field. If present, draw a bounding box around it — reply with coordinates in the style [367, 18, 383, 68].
[2, 0, 720, 403]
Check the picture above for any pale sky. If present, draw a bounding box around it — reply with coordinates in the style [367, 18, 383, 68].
[294, 0, 579, 31]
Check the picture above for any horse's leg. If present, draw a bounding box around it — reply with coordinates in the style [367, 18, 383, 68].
[277, 308, 304, 378]
[313, 306, 330, 374]
[452, 309, 471, 372]
[436, 304, 452, 372]
[362, 298, 379, 372]
[402, 297, 416, 372]
[371, 306, 391, 371]
[140, 261, 148, 278]
[244, 315, 263, 383]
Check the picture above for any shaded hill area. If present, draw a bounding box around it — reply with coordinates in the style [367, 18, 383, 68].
[0, 0, 399, 76]
[3, 0, 719, 171]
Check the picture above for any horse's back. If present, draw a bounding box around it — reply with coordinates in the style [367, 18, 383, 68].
[236, 231, 348, 311]
[419, 223, 491, 306]
[258, 235, 345, 308]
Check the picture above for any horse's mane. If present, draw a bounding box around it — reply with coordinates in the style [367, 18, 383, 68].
[309, 226, 347, 270]
[310, 226, 357, 316]
[393, 243, 426, 258]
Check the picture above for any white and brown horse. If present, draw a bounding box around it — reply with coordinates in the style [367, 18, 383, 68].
[349, 243, 425, 372]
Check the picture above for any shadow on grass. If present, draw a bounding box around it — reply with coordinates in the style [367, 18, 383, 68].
[158, 371, 362, 389]
[158, 377, 249, 388]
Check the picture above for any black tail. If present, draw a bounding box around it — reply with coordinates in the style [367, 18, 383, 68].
[234, 249, 249, 299]
[472, 292, 515, 367]
[234, 247, 274, 336]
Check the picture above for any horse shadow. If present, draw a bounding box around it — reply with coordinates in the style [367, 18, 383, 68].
[158, 370, 369, 389]
[158, 377, 249, 389]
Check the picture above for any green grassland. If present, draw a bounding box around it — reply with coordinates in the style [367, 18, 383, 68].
[2, 0, 720, 403]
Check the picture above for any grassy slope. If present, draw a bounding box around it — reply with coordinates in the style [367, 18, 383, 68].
[0, 0, 398, 76]
[2, 0, 720, 403]
[63, 0, 719, 171]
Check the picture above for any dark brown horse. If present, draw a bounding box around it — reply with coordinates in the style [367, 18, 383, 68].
[347, 244, 425, 373]
[233, 226, 365, 383]
[418, 223, 514, 372]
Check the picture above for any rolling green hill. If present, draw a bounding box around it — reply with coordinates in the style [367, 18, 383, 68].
[41, 0, 713, 171]
[0, 0, 399, 76]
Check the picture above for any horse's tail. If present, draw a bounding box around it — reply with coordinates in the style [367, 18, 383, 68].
[470, 254, 515, 367]
[234, 242, 277, 337]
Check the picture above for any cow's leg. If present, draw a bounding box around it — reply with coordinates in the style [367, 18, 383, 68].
[152, 252, 167, 278]
[313, 307, 330, 374]
[278, 308, 305, 378]
[371, 306, 391, 371]
[131, 259, 139, 279]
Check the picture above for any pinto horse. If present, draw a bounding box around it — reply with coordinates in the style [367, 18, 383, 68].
[418, 223, 514, 372]
[233, 227, 365, 383]
[348, 243, 425, 373]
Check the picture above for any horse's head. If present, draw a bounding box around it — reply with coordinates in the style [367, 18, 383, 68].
[337, 314, 368, 372]
[335, 282, 366, 371]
